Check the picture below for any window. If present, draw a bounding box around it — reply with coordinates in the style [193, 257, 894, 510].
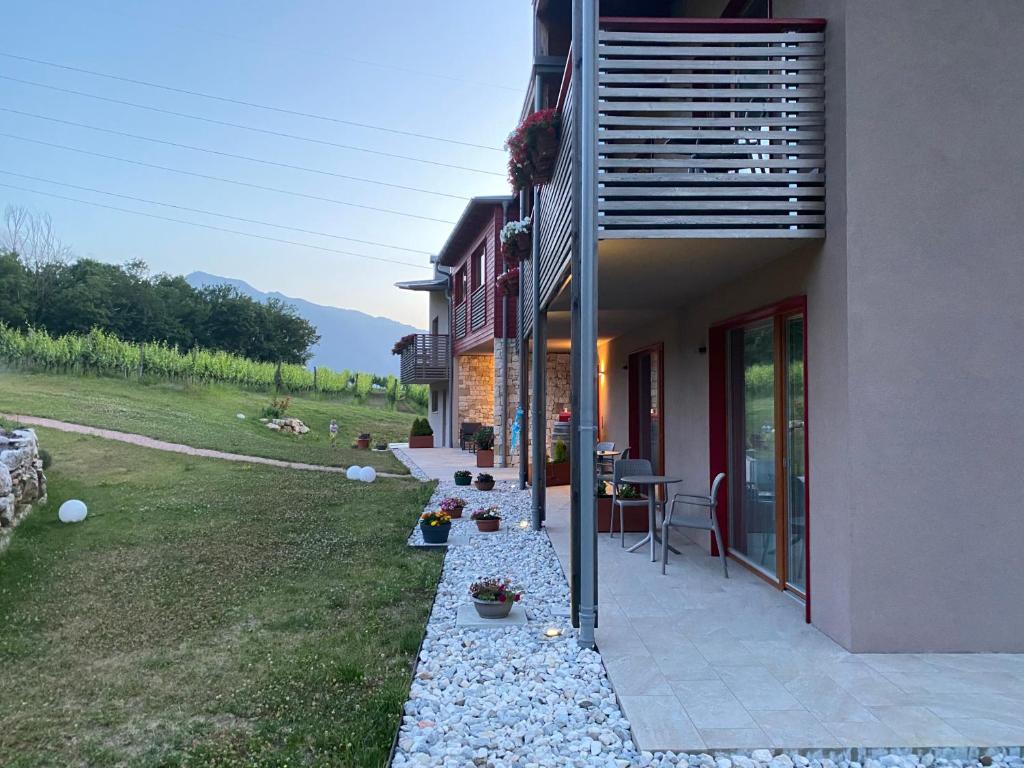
[431, 316, 439, 335]
[454, 268, 467, 303]
[471, 245, 485, 290]
[431, 389, 439, 413]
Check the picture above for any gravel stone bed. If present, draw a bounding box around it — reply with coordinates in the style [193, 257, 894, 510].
[392, 456, 1021, 768]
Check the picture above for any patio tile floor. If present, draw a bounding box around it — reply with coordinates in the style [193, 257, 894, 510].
[544, 486, 1024, 752]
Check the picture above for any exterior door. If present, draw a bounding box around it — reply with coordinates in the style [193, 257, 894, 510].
[715, 301, 808, 603]
[628, 344, 663, 473]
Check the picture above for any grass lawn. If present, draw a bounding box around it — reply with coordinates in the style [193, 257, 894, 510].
[0, 427, 440, 767]
[0, 369, 419, 473]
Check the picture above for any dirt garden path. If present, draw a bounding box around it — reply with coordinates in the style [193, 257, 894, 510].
[2, 414, 412, 478]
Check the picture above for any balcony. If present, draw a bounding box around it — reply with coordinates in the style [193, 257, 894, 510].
[396, 334, 450, 385]
[597, 18, 826, 238]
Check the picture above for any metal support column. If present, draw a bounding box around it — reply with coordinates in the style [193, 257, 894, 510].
[575, 0, 599, 650]
[530, 71, 547, 531]
[518, 189, 529, 490]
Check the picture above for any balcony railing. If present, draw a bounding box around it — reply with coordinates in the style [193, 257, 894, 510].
[470, 285, 487, 332]
[597, 19, 826, 238]
[454, 302, 467, 339]
[399, 334, 450, 384]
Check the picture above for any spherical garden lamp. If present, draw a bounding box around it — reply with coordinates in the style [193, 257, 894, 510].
[359, 466, 377, 483]
[346, 466, 362, 481]
[58, 499, 88, 523]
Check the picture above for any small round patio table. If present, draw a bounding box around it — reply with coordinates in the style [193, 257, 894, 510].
[620, 474, 683, 562]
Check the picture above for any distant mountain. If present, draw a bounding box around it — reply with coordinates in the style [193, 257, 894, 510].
[185, 271, 423, 375]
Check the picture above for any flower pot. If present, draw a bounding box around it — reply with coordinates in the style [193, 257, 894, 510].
[454, 475, 472, 487]
[473, 597, 513, 619]
[476, 449, 494, 468]
[596, 496, 650, 534]
[545, 461, 570, 487]
[420, 521, 451, 545]
[474, 518, 500, 532]
[448, 505, 464, 519]
[474, 479, 495, 491]
[503, 231, 531, 263]
[356, 438, 370, 450]
[409, 435, 434, 449]
[530, 130, 559, 184]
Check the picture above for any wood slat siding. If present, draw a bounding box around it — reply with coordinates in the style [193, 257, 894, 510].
[520, 257, 534, 339]
[597, 27, 825, 238]
[538, 76, 576, 309]
[470, 285, 487, 331]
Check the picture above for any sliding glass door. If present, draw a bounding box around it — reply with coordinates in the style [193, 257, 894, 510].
[724, 309, 807, 596]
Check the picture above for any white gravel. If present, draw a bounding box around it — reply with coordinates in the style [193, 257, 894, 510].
[391, 455, 1022, 768]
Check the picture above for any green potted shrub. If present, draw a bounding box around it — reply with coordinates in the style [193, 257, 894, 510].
[545, 439, 570, 487]
[475, 427, 495, 468]
[453, 470, 473, 486]
[474, 472, 495, 492]
[419, 510, 452, 545]
[470, 506, 501, 532]
[469, 577, 522, 619]
[356, 432, 371, 450]
[439, 496, 467, 519]
[409, 417, 434, 449]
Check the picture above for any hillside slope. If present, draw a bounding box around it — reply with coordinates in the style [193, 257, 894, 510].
[186, 271, 424, 375]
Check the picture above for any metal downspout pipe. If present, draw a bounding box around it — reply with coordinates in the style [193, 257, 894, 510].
[575, 0, 598, 650]
[518, 187, 529, 490]
[530, 72, 547, 532]
[500, 200, 510, 468]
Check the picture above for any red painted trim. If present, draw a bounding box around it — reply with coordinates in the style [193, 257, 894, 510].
[599, 16, 825, 33]
[709, 295, 806, 333]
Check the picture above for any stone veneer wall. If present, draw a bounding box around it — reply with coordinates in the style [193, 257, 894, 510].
[456, 354, 494, 430]
[494, 339, 518, 467]
[0, 427, 47, 552]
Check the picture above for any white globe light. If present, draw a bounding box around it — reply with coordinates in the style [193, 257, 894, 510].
[346, 466, 362, 480]
[359, 466, 377, 483]
[58, 499, 88, 523]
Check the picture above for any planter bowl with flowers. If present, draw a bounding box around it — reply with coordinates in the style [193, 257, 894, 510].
[454, 470, 473, 487]
[470, 506, 501, 532]
[439, 496, 467, 519]
[469, 577, 523, 619]
[500, 217, 532, 263]
[356, 432, 371, 450]
[506, 108, 562, 190]
[474, 472, 495, 492]
[419, 510, 452, 545]
[474, 427, 495, 468]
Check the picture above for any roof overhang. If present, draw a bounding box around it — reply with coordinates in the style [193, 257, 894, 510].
[436, 196, 515, 267]
[395, 277, 448, 292]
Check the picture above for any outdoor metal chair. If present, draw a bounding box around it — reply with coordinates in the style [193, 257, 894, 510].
[610, 458, 655, 546]
[595, 441, 616, 481]
[661, 472, 727, 577]
[459, 422, 481, 451]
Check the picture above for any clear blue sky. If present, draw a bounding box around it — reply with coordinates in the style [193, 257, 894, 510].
[1, 0, 532, 327]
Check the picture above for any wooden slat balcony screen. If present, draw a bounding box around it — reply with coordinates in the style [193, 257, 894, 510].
[597, 24, 826, 238]
[454, 302, 467, 339]
[538, 75, 576, 308]
[399, 334, 450, 385]
[519, 257, 534, 338]
[470, 285, 487, 331]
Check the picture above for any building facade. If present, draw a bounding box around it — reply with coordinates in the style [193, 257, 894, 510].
[395, 0, 1024, 653]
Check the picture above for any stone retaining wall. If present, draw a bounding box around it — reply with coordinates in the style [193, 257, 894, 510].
[0, 427, 47, 551]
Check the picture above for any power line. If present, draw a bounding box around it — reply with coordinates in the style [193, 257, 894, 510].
[0, 63, 505, 152]
[17, 3, 524, 94]
[0, 75, 506, 163]
[0, 181, 433, 270]
[0, 133, 469, 217]
[0, 169, 433, 255]
[0, 101, 500, 177]
[0, 112, 474, 217]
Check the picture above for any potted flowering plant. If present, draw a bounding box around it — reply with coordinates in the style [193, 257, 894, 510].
[356, 432, 371, 450]
[454, 470, 473, 486]
[500, 216, 531, 263]
[469, 577, 523, 619]
[506, 108, 562, 190]
[470, 506, 501, 532]
[474, 472, 495, 492]
[496, 266, 520, 296]
[419, 510, 452, 544]
[475, 427, 495, 468]
[439, 496, 467, 519]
